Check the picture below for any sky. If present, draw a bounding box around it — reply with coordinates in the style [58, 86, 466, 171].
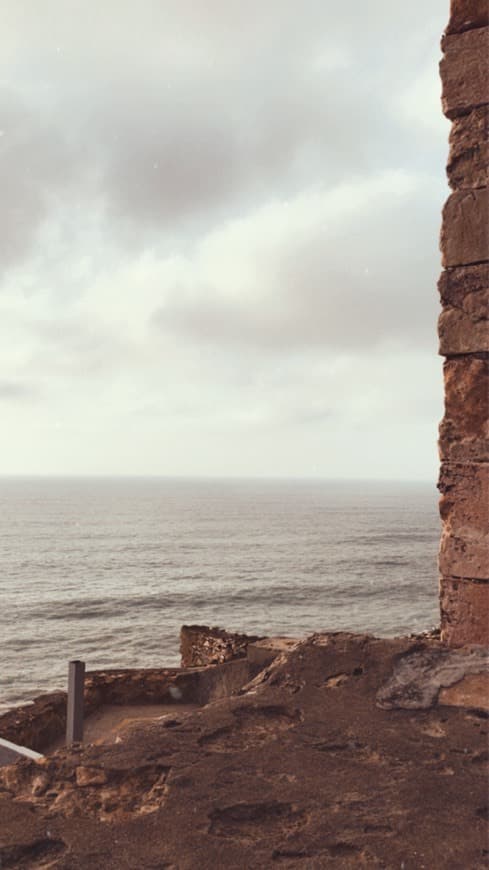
[0, 1, 450, 480]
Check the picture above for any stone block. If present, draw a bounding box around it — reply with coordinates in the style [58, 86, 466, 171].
[440, 528, 489, 580]
[446, 0, 489, 35]
[439, 357, 489, 461]
[438, 462, 489, 579]
[438, 263, 489, 354]
[440, 189, 489, 267]
[441, 27, 489, 120]
[180, 625, 263, 668]
[438, 306, 489, 354]
[439, 263, 489, 312]
[440, 576, 489, 646]
[438, 462, 489, 534]
[447, 106, 489, 189]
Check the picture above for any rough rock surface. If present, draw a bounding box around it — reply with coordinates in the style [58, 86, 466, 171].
[247, 637, 301, 669]
[447, 106, 489, 189]
[0, 663, 251, 754]
[439, 672, 489, 709]
[446, 0, 489, 34]
[440, 27, 489, 119]
[438, 462, 489, 580]
[376, 645, 488, 709]
[438, 263, 489, 355]
[438, 12, 488, 647]
[439, 357, 489, 462]
[438, 304, 489, 356]
[440, 578, 489, 647]
[0, 633, 488, 869]
[180, 625, 263, 668]
[438, 262, 489, 320]
[440, 189, 489, 267]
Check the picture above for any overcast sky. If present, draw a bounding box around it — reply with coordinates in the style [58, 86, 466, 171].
[1, 1, 449, 480]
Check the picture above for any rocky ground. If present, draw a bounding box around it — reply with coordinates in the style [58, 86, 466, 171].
[0, 632, 488, 869]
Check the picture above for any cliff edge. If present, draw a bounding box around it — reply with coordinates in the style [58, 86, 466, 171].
[0, 631, 487, 869]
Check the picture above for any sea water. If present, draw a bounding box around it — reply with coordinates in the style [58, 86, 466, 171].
[0, 477, 440, 711]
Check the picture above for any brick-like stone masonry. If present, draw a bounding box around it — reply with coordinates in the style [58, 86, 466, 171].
[180, 624, 263, 668]
[438, 0, 489, 646]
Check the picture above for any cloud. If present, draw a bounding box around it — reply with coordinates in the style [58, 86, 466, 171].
[0, 0, 447, 272]
[0, 379, 39, 401]
[152, 170, 444, 353]
[0, 0, 449, 477]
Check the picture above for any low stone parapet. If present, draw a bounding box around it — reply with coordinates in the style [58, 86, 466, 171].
[0, 661, 255, 754]
[180, 624, 263, 668]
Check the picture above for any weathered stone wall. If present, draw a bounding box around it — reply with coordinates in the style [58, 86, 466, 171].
[0, 662, 252, 753]
[438, 0, 489, 646]
[180, 624, 263, 668]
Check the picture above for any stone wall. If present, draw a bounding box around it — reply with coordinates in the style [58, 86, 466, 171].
[438, 0, 489, 646]
[180, 625, 263, 668]
[0, 662, 252, 753]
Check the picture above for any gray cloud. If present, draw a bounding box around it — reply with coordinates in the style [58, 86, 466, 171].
[152, 174, 444, 353]
[0, 0, 447, 270]
[0, 379, 39, 400]
[0, 0, 448, 477]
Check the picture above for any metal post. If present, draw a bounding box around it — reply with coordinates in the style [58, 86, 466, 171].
[66, 660, 85, 745]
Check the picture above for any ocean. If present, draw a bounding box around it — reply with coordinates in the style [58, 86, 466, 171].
[0, 477, 440, 712]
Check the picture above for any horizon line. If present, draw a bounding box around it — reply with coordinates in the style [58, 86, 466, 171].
[0, 473, 437, 484]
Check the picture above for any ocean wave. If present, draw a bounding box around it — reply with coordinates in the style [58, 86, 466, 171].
[0, 477, 440, 708]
